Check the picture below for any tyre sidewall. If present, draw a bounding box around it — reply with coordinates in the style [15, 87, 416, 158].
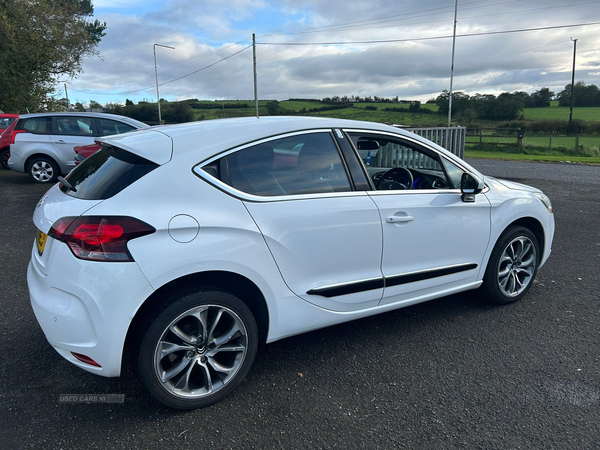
[27, 157, 60, 183]
[136, 289, 258, 410]
[482, 226, 540, 305]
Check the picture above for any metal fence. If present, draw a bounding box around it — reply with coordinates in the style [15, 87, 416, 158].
[404, 126, 466, 159]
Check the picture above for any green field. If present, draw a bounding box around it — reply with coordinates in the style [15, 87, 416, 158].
[466, 134, 600, 149]
[465, 150, 600, 164]
[523, 106, 600, 121]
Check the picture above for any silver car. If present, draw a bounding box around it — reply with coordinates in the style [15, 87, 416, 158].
[8, 112, 148, 183]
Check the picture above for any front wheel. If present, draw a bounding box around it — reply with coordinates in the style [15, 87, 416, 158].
[27, 157, 60, 183]
[136, 289, 258, 409]
[481, 226, 539, 304]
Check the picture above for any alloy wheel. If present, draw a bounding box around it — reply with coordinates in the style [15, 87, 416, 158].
[497, 236, 537, 297]
[153, 305, 248, 398]
[31, 161, 55, 182]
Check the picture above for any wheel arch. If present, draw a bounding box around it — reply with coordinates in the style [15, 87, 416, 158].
[124, 270, 270, 352]
[25, 152, 62, 173]
[506, 216, 545, 263]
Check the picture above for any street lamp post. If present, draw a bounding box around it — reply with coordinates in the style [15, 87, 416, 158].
[153, 43, 175, 124]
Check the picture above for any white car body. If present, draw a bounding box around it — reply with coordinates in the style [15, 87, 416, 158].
[28, 116, 554, 390]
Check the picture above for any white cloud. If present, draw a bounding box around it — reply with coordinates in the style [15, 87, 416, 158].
[66, 0, 600, 104]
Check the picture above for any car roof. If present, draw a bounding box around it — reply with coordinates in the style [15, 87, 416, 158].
[17, 112, 148, 129]
[97, 116, 471, 170]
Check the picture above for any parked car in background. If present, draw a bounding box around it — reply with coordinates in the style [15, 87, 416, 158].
[0, 113, 18, 132]
[28, 116, 554, 409]
[7, 112, 148, 182]
[0, 114, 19, 169]
[74, 143, 102, 165]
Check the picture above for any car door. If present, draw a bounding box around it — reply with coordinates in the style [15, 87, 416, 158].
[346, 131, 492, 306]
[200, 130, 385, 312]
[51, 116, 96, 171]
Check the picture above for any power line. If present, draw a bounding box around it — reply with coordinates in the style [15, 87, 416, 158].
[67, 45, 252, 96]
[257, 21, 600, 46]
[286, 0, 600, 36]
[260, 0, 520, 37]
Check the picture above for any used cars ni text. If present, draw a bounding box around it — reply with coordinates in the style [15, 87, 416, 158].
[28, 117, 554, 409]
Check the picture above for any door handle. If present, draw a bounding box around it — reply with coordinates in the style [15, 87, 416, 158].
[55, 140, 65, 144]
[386, 215, 414, 223]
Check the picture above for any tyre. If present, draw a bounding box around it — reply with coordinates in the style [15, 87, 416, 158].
[481, 226, 539, 304]
[27, 156, 60, 183]
[0, 148, 9, 170]
[136, 289, 258, 409]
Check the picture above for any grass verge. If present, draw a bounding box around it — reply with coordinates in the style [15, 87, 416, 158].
[465, 150, 600, 164]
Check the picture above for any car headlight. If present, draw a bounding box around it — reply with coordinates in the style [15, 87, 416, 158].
[534, 192, 553, 213]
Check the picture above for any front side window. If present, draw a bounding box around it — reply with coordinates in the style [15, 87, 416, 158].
[206, 132, 352, 197]
[349, 133, 450, 191]
[56, 117, 94, 136]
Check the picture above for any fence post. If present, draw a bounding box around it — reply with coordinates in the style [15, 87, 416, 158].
[479, 128, 483, 144]
[549, 135, 552, 149]
[575, 136, 579, 151]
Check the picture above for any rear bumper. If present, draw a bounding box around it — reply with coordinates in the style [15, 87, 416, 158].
[28, 240, 155, 377]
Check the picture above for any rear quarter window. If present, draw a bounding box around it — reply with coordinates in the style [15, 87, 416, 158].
[18, 117, 52, 134]
[61, 146, 158, 200]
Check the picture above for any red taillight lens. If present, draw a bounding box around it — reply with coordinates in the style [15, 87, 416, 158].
[49, 216, 155, 262]
[10, 129, 26, 144]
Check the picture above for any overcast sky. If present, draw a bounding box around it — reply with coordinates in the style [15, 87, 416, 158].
[63, 0, 600, 104]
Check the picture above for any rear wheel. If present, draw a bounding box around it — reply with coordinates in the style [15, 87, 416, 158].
[27, 156, 59, 183]
[481, 226, 539, 304]
[136, 289, 258, 409]
[0, 148, 9, 170]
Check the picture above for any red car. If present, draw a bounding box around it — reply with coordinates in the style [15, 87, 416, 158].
[74, 143, 102, 165]
[0, 115, 20, 170]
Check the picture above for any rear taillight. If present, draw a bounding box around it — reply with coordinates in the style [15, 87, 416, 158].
[48, 216, 155, 262]
[10, 129, 26, 144]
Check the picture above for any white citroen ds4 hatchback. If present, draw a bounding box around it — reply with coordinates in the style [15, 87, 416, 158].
[28, 117, 554, 409]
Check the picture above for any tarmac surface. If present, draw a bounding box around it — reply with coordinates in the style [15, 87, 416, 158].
[0, 160, 599, 449]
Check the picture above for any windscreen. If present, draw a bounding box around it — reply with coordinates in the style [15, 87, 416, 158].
[60, 146, 158, 200]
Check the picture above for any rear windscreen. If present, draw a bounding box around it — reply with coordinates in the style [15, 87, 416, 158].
[60, 146, 158, 200]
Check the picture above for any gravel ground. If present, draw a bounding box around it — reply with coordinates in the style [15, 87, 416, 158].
[0, 162, 599, 449]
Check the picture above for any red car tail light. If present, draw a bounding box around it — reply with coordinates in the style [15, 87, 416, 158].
[48, 216, 155, 262]
[10, 129, 26, 144]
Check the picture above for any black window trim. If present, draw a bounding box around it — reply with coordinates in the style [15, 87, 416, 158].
[192, 129, 368, 203]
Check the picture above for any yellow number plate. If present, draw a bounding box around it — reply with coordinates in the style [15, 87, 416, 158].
[36, 230, 47, 256]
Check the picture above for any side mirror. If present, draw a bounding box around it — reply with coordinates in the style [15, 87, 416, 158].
[461, 172, 484, 202]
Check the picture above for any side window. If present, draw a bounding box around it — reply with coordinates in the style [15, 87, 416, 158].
[349, 133, 449, 191]
[18, 117, 52, 134]
[206, 132, 352, 197]
[98, 119, 135, 136]
[56, 117, 94, 136]
[440, 158, 464, 189]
